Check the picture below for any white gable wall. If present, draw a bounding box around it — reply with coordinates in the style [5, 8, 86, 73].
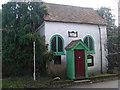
[100, 26, 108, 73]
[43, 21, 107, 75]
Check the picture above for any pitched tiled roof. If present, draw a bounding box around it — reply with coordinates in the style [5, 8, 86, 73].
[65, 39, 88, 50]
[65, 40, 80, 49]
[44, 3, 107, 25]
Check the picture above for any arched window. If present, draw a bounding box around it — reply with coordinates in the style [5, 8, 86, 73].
[50, 35, 64, 55]
[83, 35, 95, 53]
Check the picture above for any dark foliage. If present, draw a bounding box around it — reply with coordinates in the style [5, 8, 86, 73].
[97, 7, 119, 73]
[2, 2, 54, 77]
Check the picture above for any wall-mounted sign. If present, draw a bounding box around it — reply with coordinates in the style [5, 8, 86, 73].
[88, 59, 92, 63]
[88, 55, 94, 66]
[68, 31, 78, 37]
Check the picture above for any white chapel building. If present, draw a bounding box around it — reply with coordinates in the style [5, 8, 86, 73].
[37, 3, 108, 79]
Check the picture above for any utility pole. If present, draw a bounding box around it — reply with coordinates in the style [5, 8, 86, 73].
[33, 41, 36, 80]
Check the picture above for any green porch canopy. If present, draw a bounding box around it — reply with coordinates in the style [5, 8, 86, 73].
[65, 39, 89, 79]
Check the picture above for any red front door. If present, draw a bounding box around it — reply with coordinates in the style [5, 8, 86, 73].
[74, 49, 85, 78]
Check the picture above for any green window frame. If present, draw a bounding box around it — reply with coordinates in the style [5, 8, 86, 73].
[50, 35, 64, 55]
[83, 35, 95, 54]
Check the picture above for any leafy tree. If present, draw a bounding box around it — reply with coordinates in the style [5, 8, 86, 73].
[0, 9, 1, 28]
[2, 2, 54, 77]
[97, 7, 118, 73]
[0, 8, 1, 60]
[97, 7, 116, 30]
[107, 26, 119, 73]
[2, 2, 47, 29]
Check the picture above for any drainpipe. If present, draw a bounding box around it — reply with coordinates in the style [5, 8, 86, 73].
[98, 25, 103, 74]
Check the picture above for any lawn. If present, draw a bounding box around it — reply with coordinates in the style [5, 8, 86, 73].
[0, 80, 2, 89]
[2, 76, 72, 88]
[89, 73, 118, 78]
[2, 74, 119, 88]
[2, 76, 53, 88]
[92, 74, 116, 77]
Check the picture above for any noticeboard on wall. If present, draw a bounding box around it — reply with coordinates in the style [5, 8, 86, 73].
[88, 55, 94, 66]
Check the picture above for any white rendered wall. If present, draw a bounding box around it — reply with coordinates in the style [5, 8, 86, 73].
[44, 21, 108, 75]
[100, 26, 108, 73]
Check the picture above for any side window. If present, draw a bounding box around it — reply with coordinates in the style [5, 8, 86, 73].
[50, 35, 64, 55]
[89, 37, 93, 51]
[88, 55, 94, 66]
[84, 37, 89, 47]
[83, 35, 95, 53]
[58, 37, 63, 52]
[54, 56, 61, 64]
[51, 37, 56, 51]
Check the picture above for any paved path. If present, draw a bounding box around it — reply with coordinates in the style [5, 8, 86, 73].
[65, 79, 119, 88]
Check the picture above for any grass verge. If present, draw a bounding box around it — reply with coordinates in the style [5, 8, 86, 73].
[2, 74, 119, 88]
[2, 76, 51, 88]
[2, 76, 73, 88]
[90, 74, 117, 78]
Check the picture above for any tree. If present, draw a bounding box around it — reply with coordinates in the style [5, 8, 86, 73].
[0, 9, 2, 75]
[2, 2, 54, 77]
[2, 2, 47, 30]
[97, 7, 116, 30]
[0, 9, 1, 28]
[97, 7, 118, 73]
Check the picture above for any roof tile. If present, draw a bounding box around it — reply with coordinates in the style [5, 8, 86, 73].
[44, 3, 107, 25]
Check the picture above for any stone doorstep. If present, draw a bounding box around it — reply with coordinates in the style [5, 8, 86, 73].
[74, 79, 91, 83]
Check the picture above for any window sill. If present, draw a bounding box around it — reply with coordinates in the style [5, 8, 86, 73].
[55, 52, 65, 55]
[88, 65, 94, 67]
[87, 51, 95, 54]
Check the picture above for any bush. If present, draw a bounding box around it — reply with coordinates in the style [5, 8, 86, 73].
[107, 54, 119, 73]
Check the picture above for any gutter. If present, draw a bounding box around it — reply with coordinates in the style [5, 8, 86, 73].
[98, 25, 103, 74]
[45, 20, 107, 26]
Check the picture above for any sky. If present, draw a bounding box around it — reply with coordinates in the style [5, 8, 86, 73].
[0, 0, 118, 25]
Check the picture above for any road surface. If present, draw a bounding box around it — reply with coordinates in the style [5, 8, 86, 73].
[66, 79, 119, 88]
